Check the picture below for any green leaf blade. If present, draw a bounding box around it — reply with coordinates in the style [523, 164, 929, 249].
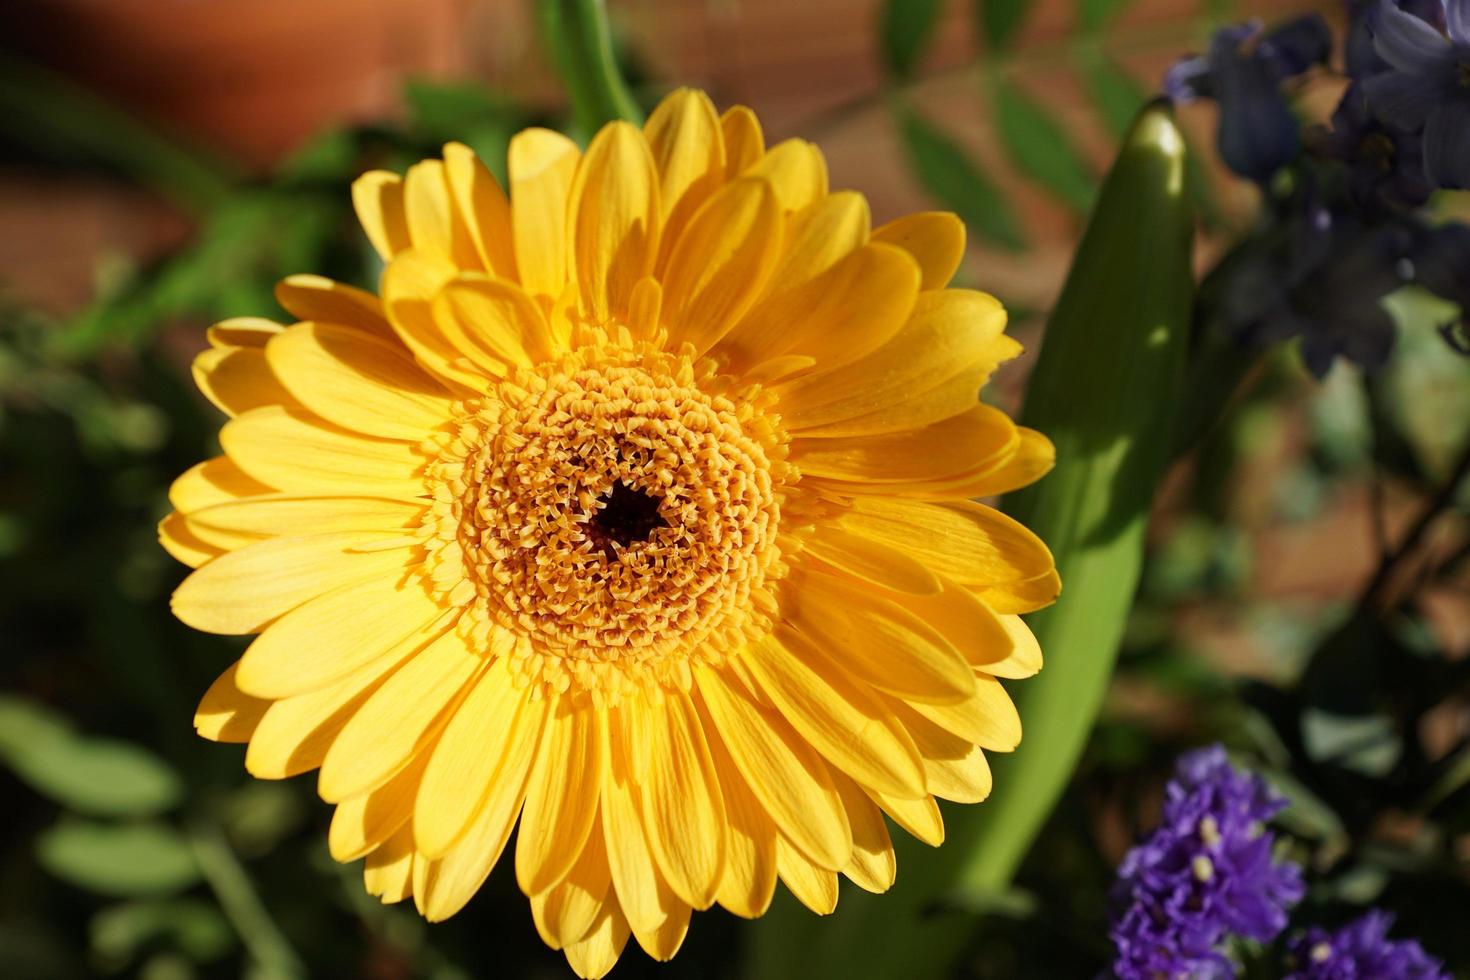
[975, 0, 1033, 50]
[895, 103, 1028, 251]
[992, 76, 1097, 215]
[38, 820, 201, 897]
[881, 0, 947, 78]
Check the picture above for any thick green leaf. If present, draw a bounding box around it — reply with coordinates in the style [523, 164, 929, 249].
[881, 0, 946, 78]
[991, 75, 1096, 214]
[975, 0, 1032, 50]
[895, 103, 1027, 251]
[964, 100, 1193, 895]
[37, 820, 201, 897]
[748, 101, 1194, 980]
[0, 696, 182, 817]
[92, 900, 233, 966]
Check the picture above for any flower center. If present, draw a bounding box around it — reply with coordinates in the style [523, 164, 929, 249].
[582, 481, 669, 558]
[418, 337, 791, 700]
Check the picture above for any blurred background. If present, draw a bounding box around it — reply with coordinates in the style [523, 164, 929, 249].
[2, 1, 1468, 978]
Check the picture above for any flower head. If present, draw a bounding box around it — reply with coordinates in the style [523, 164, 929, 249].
[1109, 745, 1304, 980]
[162, 89, 1058, 977]
[1286, 910, 1450, 979]
[1362, 0, 1470, 189]
[1164, 16, 1331, 181]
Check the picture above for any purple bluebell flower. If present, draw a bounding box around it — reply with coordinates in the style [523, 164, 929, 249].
[1346, 0, 1447, 78]
[1212, 196, 1416, 375]
[1164, 16, 1332, 182]
[1285, 910, 1450, 979]
[1362, 0, 1470, 189]
[1109, 745, 1305, 980]
[1321, 83, 1434, 211]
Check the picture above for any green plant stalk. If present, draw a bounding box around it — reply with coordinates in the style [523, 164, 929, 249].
[188, 819, 305, 978]
[746, 100, 1194, 980]
[537, 0, 643, 138]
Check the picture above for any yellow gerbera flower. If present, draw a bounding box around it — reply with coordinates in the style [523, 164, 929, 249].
[162, 88, 1059, 978]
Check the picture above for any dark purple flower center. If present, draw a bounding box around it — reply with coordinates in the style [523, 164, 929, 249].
[1358, 131, 1399, 174]
[583, 481, 668, 557]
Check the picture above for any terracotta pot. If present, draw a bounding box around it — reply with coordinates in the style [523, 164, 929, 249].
[4, 0, 468, 169]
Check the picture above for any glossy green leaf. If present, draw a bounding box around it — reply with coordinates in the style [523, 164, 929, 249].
[895, 102, 1027, 251]
[37, 820, 201, 897]
[0, 696, 182, 818]
[881, 0, 946, 78]
[975, 0, 1032, 50]
[991, 75, 1096, 214]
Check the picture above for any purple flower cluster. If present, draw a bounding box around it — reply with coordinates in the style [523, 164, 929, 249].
[1286, 911, 1451, 980]
[1109, 746, 1305, 980]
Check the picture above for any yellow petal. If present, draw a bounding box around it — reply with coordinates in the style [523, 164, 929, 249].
[234, 577, 445, 699]
[830, 772, 896, 893]
[531, 815, 612, 949]
[414, 654, 535, 857]
[948, 427, 1056, 498]
[169, 457, 271, 514]
[329, 754, 426, 862]
[770, 192, 872, 296]
[404, 159, 479, 269]
[186, 495, 424, 539]
[568, 122, 660, 323]
[780, 567, 975, 704]
[798, 523, 942, 596]
[870, 212, 966, 290]
[985, 614, 1043, 680]
[381, 249, 485, 392]
[889, 699, 992, 804]
[266, 323, 451, 440]
[792, 361, 989, 439]
[318, 629, 484, 802]
[907, 675, 1022, 752]
[194, 663, 269, 743]
[978, 567, 1063, 615]
[352, 171, 411, 261]
[274, 274, 395, 340]
[748, 139, 827, 212]
[625, 276, 662, 343]
[774, 289, 1007, 431]
[867, 788, 944, 846]
[790, 404, 1015, 487]
[644, 87, 725, 261]
[748, 628, 927, 800]
[363, 823, 416, 903]
[775, 837, 838, 914]
[517, 697, 603, 895]
[893, 576, 1018, 673]
[509, 128, 581, 300]
[632, 897, 690, 962]
[433, 275, 556, 375]
[158, 513, 225, 568]
[563, 900, 631, 980]
[720, 105, 764, 178]
[840, 497, 1057, 590]
[413, 693, 548, 921]
[716, 243, 918, 374]
[694, 668, 851, 870]
[192, 346, 295, 418]
[221, 406, 427, 496]
[207, 317, 283, 349]
[244, 647, 408, 780]
[706, 729, 777, 918]
[601, 709, 687, 936]
[636, 694, 725, 910]
[660, 177, 783, 352]
[170, 530, 413, 634]
[443, 142, 518, 279]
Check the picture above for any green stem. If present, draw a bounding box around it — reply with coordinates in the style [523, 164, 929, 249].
[188, 820, 304, 978]
[538, 0, 643, 139]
